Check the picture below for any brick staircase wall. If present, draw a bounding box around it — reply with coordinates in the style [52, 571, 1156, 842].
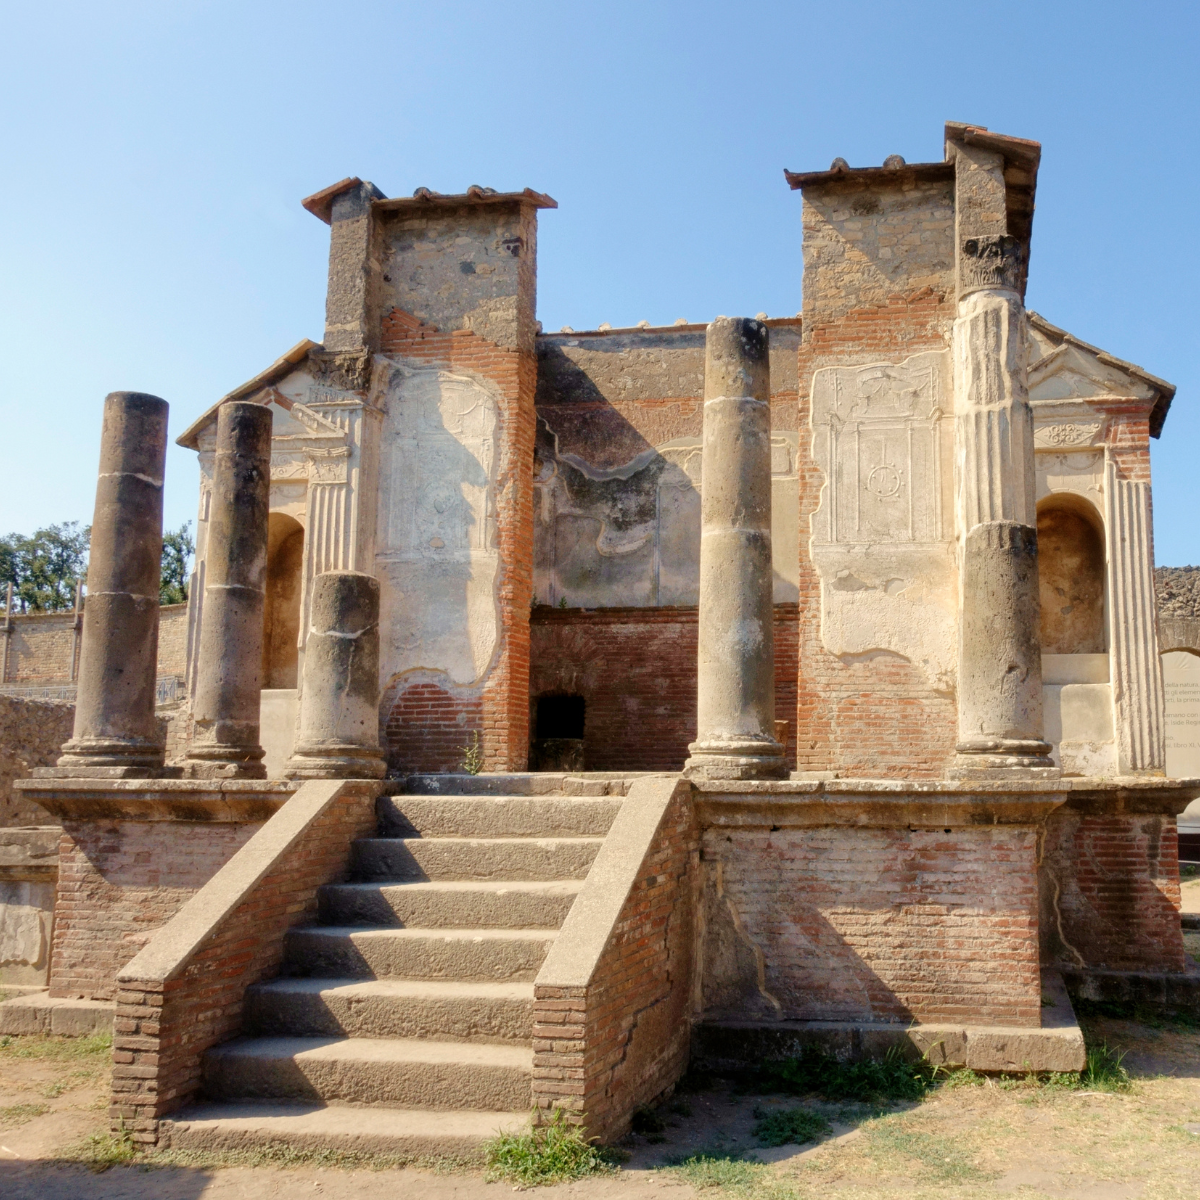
[111, 780, 379, 1145]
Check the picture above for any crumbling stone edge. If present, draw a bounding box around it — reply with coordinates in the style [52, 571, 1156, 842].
[108, 778, 381, 1146]
[532, 774, 699, 1144]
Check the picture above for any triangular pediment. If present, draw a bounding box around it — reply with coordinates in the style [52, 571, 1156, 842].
[1026, 312, 1175, 436]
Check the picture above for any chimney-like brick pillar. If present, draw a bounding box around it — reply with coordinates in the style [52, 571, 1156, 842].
[185, 402, 272, 779]
[285, 571, 387, 779]
[57, 392, 169, 777]
[686, 317, 785, 781]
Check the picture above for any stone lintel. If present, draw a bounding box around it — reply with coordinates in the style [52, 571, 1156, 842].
[12, 778, 299, 823]
[0, 826, 61, 881]
[692, 972, 1083, 1073]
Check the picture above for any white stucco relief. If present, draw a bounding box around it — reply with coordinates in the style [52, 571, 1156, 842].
[810, 351, 956, 687]
[374, 360, 501, 688]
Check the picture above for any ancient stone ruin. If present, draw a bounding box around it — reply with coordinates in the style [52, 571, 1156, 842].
[3, 120, 1199, 1156]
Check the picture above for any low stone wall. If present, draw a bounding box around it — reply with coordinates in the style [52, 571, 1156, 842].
[532, 775, 698, 1141]
[110, 780, 379, 1144]
[0, 696, 75, 826]
[12, 780, 300, 1002]
[0, 602, 188, 687]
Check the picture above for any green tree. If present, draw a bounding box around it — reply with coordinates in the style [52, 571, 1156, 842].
[0, 522, 91, 612]
[160, 522, 195, 605]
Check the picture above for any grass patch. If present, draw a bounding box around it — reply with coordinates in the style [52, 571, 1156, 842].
[63, 1127, 140, 1173]
[484, 1109, 614, 1186]
[0, 1032, 113, 1061]
[0, 1102, 49, 1127]
[863, 1118, 993, 1184]
[752, 1047, 935, 1104]
[153, 1142, 454, 1172]
[663, 1149, 768, 1191]
[752, 1105, 832, 1147]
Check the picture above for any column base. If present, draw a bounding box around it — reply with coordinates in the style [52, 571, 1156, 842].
[283, 742, 388, 781]
[685, 736, 786, 781]
[182, 744, 268, 781]
[52, 737, 164, 779]
[949, 738, 1060, 780]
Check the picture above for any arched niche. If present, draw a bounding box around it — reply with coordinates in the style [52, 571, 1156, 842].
[1037, 494, 1106, 655]
[262, 512, 304, 689]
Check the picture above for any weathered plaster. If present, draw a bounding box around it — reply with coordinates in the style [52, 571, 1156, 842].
[809, 350, 956, 687]
[373, 359, 501, 688]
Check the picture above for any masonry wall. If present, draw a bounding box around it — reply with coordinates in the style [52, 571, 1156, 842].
[529, 605, 799, 772]
[0, 696, 75, 826]
[50, 821, 263, 1000]
[700, 823, 1043, 1026]
[1039, 805, 1186, 973]
[794, 175, 959, 778]
[1, 602, 189, 687]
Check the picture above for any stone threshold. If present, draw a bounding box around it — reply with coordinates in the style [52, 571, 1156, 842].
[1062, 965, 1200, 1015]
[0, 989, 114, 1037]
[691, 972, 1085, 1075]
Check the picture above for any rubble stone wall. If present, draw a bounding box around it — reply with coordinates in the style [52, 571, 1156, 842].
[0, 696, 75, 826]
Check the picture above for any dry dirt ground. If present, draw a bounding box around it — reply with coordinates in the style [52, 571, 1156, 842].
[3, 996, 1200, 1200]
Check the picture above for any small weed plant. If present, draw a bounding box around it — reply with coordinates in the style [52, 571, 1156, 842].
[69, 1126, 140, 1172]
[752, 1105, 832, 1147]
[485, 1109, 614, 1186]
[664, 1149, 768, 1192]
[0, 1102, 49, 1127]
[459, 730, 484, 775]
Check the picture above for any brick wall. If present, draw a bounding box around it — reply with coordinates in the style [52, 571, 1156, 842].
[793, 290, 958, 778]
[532, 779, 698, 1141]
[1039, 806, 1186, 973]
[382, 678, 483, 775]
[111, 782, 377, 1143]
[529, 605, 799, 772]
[50, 821, 262, 1000]
[701, 823, 1043, 1026]
[1, 602, 189, 685]
[0, 696, 75, 826]
[380, 310, 533, 772]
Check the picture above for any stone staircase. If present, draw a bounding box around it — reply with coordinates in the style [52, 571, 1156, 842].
[160, 776, 626, 1158]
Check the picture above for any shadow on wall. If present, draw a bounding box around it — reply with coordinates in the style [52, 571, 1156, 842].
[263, 512, 304, 689]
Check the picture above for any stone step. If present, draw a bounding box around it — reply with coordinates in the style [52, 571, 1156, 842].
[160, 1102, 528, 1159]
[351, 836, 602, 882]
[385, 773, 635, 797]
[245, 978, 534, 1043]
[203, 1036, 533, 1111]
[376, 795, 621, 839]
[318, 879, 583, 929]
[284, 925, 557, 982]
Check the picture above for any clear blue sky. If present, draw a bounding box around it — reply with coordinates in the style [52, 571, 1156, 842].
[3, 1, 1197, 563]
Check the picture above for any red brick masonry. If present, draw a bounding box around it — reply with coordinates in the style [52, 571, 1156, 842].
[110, 781, 378, 1143]
[532, 777, 699, 1141]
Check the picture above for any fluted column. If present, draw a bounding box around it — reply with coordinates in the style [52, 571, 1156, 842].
[185, 402, 272, 778]
[1105, 460, 1166, 774]
[950, 142, 1055, 777]
[285, 571, 387, 779]
[57, 392, 169, 777]
[685, 317, 785, 781]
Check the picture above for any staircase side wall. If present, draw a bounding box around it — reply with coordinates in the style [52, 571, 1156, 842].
[532, 776, 699, 1143]
[110, 780, 379, 1146]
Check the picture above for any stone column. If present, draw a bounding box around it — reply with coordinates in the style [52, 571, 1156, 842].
[950, 142, 1055, 777]
[285, 571, 387, 779]
[685, 317, 785, 781]
[185, 402, 272, 778]
[57, 392, 169, 777]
